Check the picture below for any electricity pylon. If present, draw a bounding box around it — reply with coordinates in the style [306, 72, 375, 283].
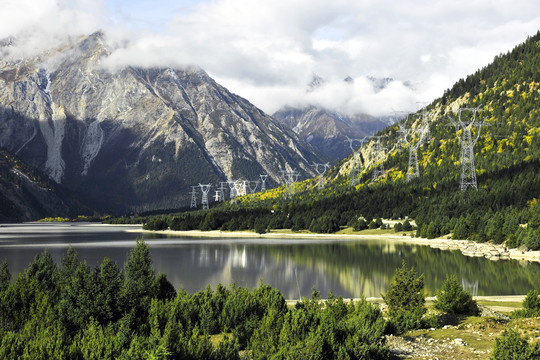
[280, 169, 300, 199]
[259, 174, 268, 192]
[248, 180, 260, 201]
[313, 162, 330, 189]
[241, 180, 248, 196]
[227, 181, 237, 203]
[395, 111, 409, 149]
[371, 136, 387, 181]
[190, 186, 198, 208]
[198, 183, 212, 209]
[447, 106, 489, 191]
[398, 119, 428, 182]
[233, 180, 247, 201]
[217, 182, 228, 202]
[346, 136, 368, 187]
[417, 102, 432, 142]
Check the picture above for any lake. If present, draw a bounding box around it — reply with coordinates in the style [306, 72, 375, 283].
[0, 223, 538, 299]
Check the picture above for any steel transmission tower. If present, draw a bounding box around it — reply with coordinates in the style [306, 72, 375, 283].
[280, 169, 300, 199]
[417, 102, 432, 142]
[448, 106, 488, 191]
[240, 180, 248, 196]
[233, 180, 247, 201]
[393, 110, 410, 149]
[218, 182, 228, 202]
[398, 120, 428, 182]
[190, 186, 198, 208]
[227, 181, 236, 202]
[248, 180, 260, 200]
[371, 136, 387, 181]
[313, 162, 330, 189]
[346, 136, 368, 187]
[198, 183, 212, 209]
[259, 174, 268, 192]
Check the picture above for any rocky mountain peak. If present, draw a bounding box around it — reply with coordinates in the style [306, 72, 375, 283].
[0, 33, 320, 213]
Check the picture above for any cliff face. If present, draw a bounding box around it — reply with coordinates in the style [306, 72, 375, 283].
[0, 33, 320, 213]
[273, 105, 387, 161]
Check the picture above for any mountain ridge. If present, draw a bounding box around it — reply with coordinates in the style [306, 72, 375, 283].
[137, 30, 540, 252]
[0, 32, 322, 213]
[273, 105, 388, 161]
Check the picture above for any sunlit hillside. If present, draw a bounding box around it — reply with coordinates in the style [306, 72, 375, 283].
[125, 31, 540, 251]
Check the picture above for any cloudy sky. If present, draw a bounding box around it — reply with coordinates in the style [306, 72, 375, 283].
[1, 0, 540, 116]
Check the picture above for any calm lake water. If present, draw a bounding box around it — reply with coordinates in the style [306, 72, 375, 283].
[0, 223, 538, 299]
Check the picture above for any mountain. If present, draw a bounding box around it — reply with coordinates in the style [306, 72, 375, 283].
[141, 31, 540, 252]
[272, 75, 402, 161]
[0, 32, 321, 214]
[334, 31, 540, 188]
[273, 105, 387, 161]
[0, 147, 89, 222]
[302, 30, 540, 243]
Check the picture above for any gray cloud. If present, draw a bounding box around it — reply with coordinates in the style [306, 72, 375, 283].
[2, 0, 539, 116]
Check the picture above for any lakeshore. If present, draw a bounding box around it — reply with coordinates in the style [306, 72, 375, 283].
[4, 222, 538, 301]
[133, 227, 540, 264]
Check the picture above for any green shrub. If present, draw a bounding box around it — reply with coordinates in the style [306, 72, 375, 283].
[254, 218, 267, 234]
[356, 218, 368, 231]
[350, 217, 368, 231]
[402, 219, 412, 232]
[383, 261, 427, 334]
[523, 289, 540, 311]
[491, 329, 540, 359]
[512, 290, 540, 318]
[433, 275, 479, 315]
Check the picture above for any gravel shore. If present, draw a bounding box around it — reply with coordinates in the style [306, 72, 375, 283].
[134, 227, 540, 263]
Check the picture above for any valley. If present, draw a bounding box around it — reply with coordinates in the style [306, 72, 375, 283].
[0, 13, 539, 359]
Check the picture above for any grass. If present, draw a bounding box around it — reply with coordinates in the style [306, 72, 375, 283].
[477, 300, 523, 309]
[390, 301, 534, 359]
[407, 316, 508, 359]
[335, 227, 397, 235]
[209, 332, 233, 347]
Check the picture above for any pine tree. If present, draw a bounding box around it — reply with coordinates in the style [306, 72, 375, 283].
[0, 259, 10, 292]
[122, 238, 157, 333]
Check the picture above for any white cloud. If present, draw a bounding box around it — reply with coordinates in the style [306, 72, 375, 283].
[0, 0, 108, 58]
[2, 0, 540, 116]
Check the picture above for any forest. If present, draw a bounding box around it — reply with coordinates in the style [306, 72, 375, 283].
[0, 240, 391, 359]
[4, 240, 540, 359]
[118, 31, 540, 251]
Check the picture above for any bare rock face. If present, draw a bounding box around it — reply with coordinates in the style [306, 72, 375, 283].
[273, 105, 387, 161]
[0, 33, 320, 213]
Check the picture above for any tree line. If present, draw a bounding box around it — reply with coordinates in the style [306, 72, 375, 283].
[2, 242, 540, 358]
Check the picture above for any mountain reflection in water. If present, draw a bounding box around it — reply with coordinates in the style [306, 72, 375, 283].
[1, 223, 539, 298]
